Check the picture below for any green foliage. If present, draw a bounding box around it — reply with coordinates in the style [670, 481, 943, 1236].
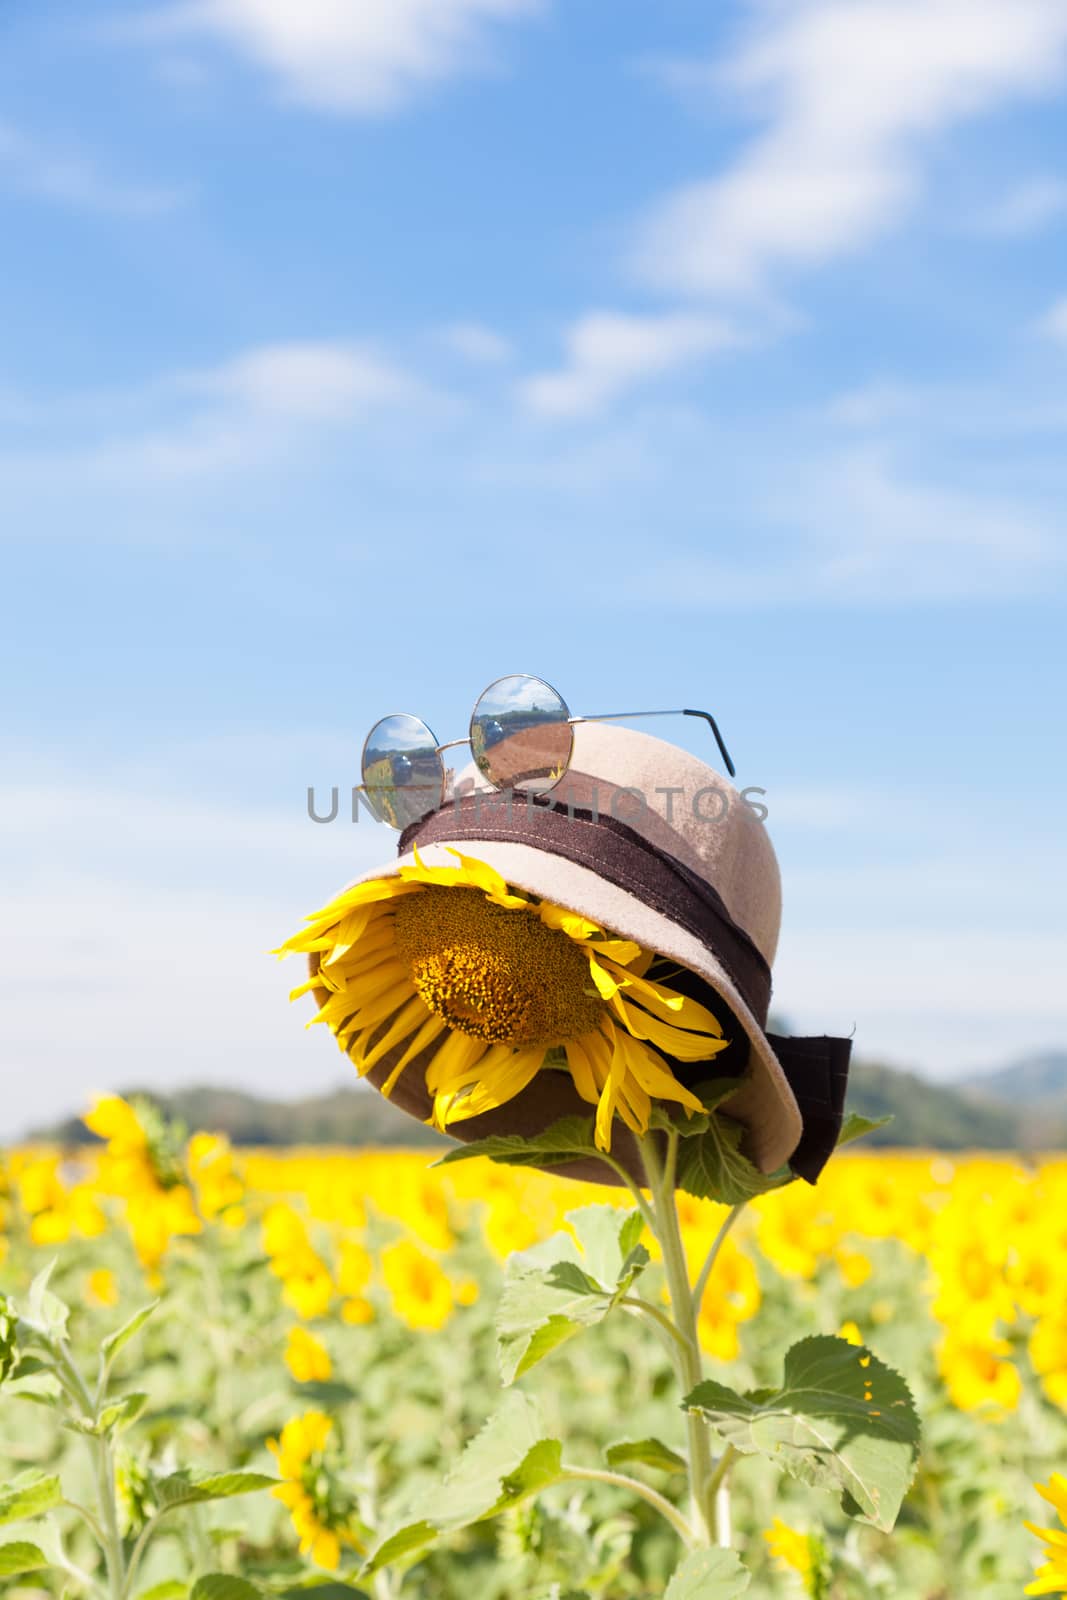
[153, 1471, 279, 1511]
[685, 1336, 921, 1532]
[673, 1081, 797, 1204]
[0, 1471, 62, 1527]
[435, 1115, 604, 1173]
[604, 1438, 686, 1475]
[101, 1300, 160, 1369]
[836, 1112, 894, 1148]
[364, 1393, 565, 1576]
[663, 1548, 751, 1597]
[496, 1206, 649, 1381]
[0, 1294, 16, 1384]
[190, 1577, 267, 1600]
[13, 1261, 71, 1342]
[0, 1268, 278, 1600]
[0, 1540, 49, 1575]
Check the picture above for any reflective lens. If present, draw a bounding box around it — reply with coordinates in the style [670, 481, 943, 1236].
[361, 713, 444, 829]
[470, 675, 573, 795]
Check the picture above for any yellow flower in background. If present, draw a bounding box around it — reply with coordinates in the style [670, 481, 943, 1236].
[1026, 1474, 1067, 1594]
[82, 1095, 200, 1278]
[84, 1095, 148, 1155]
[269, 1411, 363, 1571]
[87, 1267, 119, 1307]
[17, 1157, 107, 1246]
[382, 1238, 454, 1331]
[285, 1325, 333, 1383]
[1031, 1311, 1067, 1409]
[764, 1517, 816, 1581]
[277, 847, 729, 1151]
[262, 1203, 334, 1320]
[695, 1235, 761, 1362]
[336, 1238, 375, 1326]
[835, 1247, 872, 1288]
[938, 1330, 1021, 1413]
[187, 1132, 245, 1227]
[837, 1320, 863, 1346]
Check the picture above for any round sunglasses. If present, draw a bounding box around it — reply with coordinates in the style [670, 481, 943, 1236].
[359, 673, 735, 829]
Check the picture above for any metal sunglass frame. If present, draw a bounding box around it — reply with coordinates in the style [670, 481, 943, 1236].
[358, 673, 735, 829]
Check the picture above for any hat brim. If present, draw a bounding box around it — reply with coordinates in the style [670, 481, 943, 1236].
[311, 836, 803, 1185]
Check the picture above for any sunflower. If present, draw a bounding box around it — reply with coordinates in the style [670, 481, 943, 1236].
[277, 848, 730, 1152]
[268, 1411, 364, 1570]
[1026, 1474, 1067, 1595]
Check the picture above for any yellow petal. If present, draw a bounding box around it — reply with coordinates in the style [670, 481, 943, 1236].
[616, 996, 732, 1062]
[378, 1012, 447, 1097]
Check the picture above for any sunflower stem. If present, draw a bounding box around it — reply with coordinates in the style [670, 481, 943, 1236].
[638, 1130, 716, 1545]
[561, 1467, 696, 1548]
[618, 1296, 694, 1358]
[591, 1151, 659, 1237]
[692, 1204, 744, 1323]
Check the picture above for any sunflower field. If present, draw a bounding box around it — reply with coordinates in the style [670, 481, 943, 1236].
[1, 1095, 1066, 1599]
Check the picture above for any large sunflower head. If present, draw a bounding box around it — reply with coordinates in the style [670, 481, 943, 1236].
[276, 847, 733, 1165]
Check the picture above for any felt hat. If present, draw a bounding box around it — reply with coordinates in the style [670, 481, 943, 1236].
[286, 722, 850, 1187]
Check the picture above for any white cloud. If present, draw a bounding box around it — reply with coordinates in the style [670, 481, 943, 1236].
[970, 174, 1067, 236]
[1038, 295, 1067, 342]
[623, 447, 1062, 605]
[519, 310, 741, 418]
[0, 340, 429, 487]
[152, 0, 543, 114]
[438, 321, 514, 364]
[178, 340, 417, 420]
[0, 120, 184, 216]
[635, 0, 1067, 296]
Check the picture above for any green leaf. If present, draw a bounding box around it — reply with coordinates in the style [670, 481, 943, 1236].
[434, 1114, 603, 1173]
[14, 1262, 70, 1342]
[663, 1548, 750, 1598]
[497, 1206, 649, 1382]
[190, 1578, 266, 1600]
[8, 1355, 48, 1381]
[0, 1541, 48, 1576]
[101, 1301, 160, 1367]
[675, 1081, 796, 1205]
[154, 1471, 278, 1512]
[137, 1583, 188, 1600]
[837, 1112, 893, 1148]
[604, 1438, 686, 1475]
[364, 1393, 564, 1577]
[102, 1391, 151, 1429]
[362, 1521, 436, 1575]
[684, 1335, 921, 1532]
[0, 1471, 62, 1527]
[64, 1391, 151, 1437]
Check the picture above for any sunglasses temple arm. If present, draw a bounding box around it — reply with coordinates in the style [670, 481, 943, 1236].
[682, 708, 736, 778]
[571, 709, 736, 779]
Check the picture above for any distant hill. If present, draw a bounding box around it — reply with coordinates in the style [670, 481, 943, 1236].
[30, 1083, 446, 1151]
[24, 1055, 1066, 1152]
[956, 1051, 1067, 1150]
[961, 1050, 1067, 1108]
[842, 1061, 1034, 1150]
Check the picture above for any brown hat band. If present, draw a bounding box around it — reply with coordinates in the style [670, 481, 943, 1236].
[398, 792, 773, 1025]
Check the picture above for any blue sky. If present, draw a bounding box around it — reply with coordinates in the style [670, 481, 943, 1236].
[2, 0, 1066, 1136]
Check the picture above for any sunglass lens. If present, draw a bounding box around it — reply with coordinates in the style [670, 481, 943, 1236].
[361, 714, 444, 828]
[470, 675, 573, 795]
